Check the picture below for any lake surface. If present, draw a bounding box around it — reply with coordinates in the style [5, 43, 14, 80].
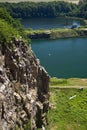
[31, 38, 87, 78]
[21, 17, 84, 30]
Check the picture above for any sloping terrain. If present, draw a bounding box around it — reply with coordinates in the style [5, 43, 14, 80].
[47, 87, 87, 130]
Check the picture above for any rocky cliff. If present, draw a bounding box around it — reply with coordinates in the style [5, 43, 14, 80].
[0, 38, 50, 130]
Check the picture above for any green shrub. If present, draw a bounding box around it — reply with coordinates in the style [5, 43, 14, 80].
[0, 7, 29, 45]
[24, 120, 31, 130]
[51, 77, 68, 86]
[0, 19, 19, 44]
[15, 126, 19, 130]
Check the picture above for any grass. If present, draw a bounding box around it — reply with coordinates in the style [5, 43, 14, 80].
[51, 77, 68, 86]
[50, 77, 87, 86]
[47, 87, 87, 130]
[50, 28, 78, 39]
[25, 29, 47, 35]
[37, 78, 87, 130]
[26, 28, 79, 39]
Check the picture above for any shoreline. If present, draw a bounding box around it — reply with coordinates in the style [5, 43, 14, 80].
[26, 27, 87, 40]
[0, 0, 79, 4]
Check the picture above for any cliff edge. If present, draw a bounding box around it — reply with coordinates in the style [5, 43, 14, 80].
[0, 38, 50, 130]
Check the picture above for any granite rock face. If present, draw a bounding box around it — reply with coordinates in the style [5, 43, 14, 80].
[0, 39, 50, 130]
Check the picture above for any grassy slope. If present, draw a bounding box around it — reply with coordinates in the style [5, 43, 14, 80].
[46, 78, 87, 130]
[50, 77, 87, 86]
[47, 87, 87, 130]
[50, 28, 78, 39]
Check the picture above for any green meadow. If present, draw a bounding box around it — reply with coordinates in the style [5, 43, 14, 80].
[37, 78, 87, 130]
[47, 87, 87, 130]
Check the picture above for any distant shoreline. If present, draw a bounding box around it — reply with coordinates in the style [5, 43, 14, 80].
[26, 27, 87, 40]
[0, 0, 79, 4]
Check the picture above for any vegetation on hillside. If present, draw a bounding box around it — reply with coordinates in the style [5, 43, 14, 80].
[0, 0, 87, 19]
[51, 77, 87, 86]
[47, 87, 87, 130]
[0, 8, 18, 44]
[37, 86, 87, 130]
[0, 8, 28, 44]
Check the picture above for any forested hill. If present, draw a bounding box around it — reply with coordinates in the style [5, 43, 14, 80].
[0, 0, 87, 19]
[0, 0, 79, 3]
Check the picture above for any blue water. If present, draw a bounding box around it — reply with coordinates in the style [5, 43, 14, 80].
[21, 17, 83, 30]
[31, 38, 87, 78]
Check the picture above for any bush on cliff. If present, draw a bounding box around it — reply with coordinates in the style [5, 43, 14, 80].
[0, 19, 19, 44]
[0, 8, 28, 44]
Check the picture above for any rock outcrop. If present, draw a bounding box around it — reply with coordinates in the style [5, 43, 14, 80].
[0, 39, 50, 130]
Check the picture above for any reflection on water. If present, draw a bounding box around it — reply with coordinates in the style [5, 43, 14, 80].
[21, 17, 84, 30]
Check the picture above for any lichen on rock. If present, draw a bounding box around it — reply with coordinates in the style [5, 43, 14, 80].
[0, 39, 50, 130]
